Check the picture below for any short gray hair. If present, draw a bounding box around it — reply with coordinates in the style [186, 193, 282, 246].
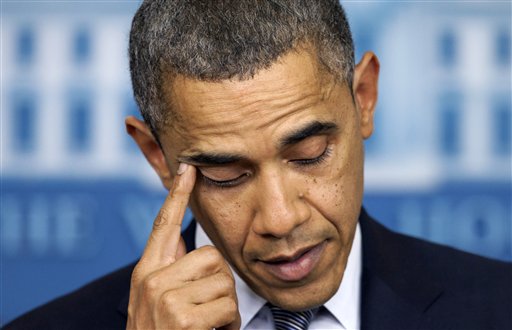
[129, 0, 354, 137]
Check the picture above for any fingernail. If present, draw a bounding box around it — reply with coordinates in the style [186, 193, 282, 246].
[177, 162, 188, 175]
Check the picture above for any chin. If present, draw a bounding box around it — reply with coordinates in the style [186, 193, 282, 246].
[263, 276, 340, 311]
[269, 292, 332, 312]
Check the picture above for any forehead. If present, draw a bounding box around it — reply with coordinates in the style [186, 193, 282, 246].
[160, 50, 349, 155]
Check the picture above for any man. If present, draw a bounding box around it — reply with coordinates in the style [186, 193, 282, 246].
[5, 1, 511, 329]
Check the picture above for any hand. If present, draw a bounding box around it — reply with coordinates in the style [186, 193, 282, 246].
[126, 163, 241, 330]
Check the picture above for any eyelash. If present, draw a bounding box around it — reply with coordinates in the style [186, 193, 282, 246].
[200, 145, 333, 189]
[200, 172, 249, 188]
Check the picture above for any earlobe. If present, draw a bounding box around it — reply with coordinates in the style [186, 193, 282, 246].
[353, 52, 380, 139]
[125, 116, 173, 189]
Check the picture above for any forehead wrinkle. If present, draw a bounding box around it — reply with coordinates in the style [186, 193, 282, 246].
[172, 125, 244, 150]
[166, 51, 337, 132]
[252, 93, 321, 131]
[170, 79, 338, 150]
[250, 80, 337, 131]
[173, 86, 321, 135]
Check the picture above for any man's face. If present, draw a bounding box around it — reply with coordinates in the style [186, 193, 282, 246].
[159, 50, 372, 310]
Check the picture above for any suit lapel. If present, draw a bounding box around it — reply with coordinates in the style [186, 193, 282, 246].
[117, 221, 198, 318]
[359, 209, 443, 330]
[361, 268, 429, 330]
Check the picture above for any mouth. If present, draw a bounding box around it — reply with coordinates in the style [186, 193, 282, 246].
[258, 241, 326, 282]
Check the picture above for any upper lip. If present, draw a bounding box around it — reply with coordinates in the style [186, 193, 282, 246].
[260, 243, 321, 264]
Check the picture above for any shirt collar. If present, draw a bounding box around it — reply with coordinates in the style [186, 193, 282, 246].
[324, 223, 362, 330]
[195, 223, 362, 330]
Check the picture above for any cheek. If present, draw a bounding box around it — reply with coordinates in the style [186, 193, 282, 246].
[305, 178, 359, 225]
[191, 187, 252, 254]
[304, 139, 364, 230]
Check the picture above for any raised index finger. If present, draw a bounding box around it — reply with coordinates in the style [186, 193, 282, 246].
[140, 163, 196, 268]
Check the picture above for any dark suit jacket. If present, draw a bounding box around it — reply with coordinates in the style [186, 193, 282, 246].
[5, 209, 512, 329]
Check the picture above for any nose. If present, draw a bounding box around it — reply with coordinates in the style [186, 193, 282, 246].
[252, 168, 311, 238]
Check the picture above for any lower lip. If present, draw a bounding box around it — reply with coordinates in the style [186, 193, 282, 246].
[260, 242, 326, 282]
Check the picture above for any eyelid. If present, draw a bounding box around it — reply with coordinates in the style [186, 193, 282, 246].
[198, 163, 246, 180]
[199, 171, 249, 188]
[292, 144, 333, 166]
[284, 133, 329, 157]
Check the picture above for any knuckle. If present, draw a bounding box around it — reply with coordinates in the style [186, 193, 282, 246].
[142, 273, 160, 294]
[201, 244, 217, 253]
[130, 261, 151, 290]
[153, 209, 170, 230]
[174, 314, 194, 329]
[130, 270, 142, 287]
[131, 263, 147, 283]
[203, 245, 223, 262]
[127, 304, 136, 319]
[160, 291, 179, 309]
[225, 298, 238, 318]
[216, 272, 234, 290]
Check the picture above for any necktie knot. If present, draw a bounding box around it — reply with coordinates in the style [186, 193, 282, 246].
[268, 304, 317, 330]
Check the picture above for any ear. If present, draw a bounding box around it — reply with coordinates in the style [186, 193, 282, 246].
[352, 51, 380, 139]
[125, 116, 172, 189]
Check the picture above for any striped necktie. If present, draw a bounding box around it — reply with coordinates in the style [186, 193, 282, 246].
[268, 304, 317, 330]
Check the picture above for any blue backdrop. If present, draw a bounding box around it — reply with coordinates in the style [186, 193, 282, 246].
[1, 1, 511, 325]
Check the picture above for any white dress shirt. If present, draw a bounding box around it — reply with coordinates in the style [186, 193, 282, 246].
[195, 223, 362, 330]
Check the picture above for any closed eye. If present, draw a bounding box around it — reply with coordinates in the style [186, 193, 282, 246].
[291, 145, 333, 166]
[198, 145, 333, 189]
[200, 172, 250, 188]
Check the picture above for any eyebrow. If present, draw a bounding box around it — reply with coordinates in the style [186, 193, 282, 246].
[279, 121, 339, 149]
[178, 120, 339, 166]
[178, 153, 243, 166]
